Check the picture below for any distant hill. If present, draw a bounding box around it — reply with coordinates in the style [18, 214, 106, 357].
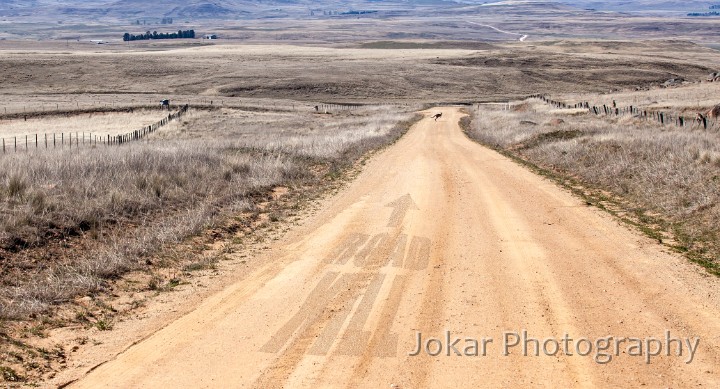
[556, 0, 718, 12]
[0, 0, 461, 20]
[0, 0, 311, 20]
[3, 0, 717, 22]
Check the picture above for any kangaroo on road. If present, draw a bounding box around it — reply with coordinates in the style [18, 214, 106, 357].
[432, 113, 442, 121]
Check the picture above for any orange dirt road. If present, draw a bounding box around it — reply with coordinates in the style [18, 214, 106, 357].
[72, 108, 720, 388]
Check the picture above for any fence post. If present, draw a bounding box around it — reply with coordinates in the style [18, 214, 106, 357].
[2, 138, 4, 153]
[45, 133, 47, 148]
[35, 134, 38, 148]
[15, 136, 17, 152]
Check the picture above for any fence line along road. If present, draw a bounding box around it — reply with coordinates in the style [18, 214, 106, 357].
[0, 101, 408, 154]
[1, 105, 189, 154]
[529, 95, 719, 131]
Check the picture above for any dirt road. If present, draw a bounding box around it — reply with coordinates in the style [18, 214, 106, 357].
[72, 108, 720, 388]
[467, 21, 528, 41]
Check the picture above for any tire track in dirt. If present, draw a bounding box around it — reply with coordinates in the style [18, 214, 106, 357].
[70, 107, 720, 388]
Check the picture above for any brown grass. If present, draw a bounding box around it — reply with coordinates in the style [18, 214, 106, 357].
[0, 109, 170, 138]
[1, 41, 719, 105]
[466, 95, 720, 275]
[0, 105, 417, 319]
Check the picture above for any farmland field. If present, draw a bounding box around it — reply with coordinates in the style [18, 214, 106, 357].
[0, 109, 174, 140]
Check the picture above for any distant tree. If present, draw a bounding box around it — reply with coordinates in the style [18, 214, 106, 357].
[122, 29, 197, 41]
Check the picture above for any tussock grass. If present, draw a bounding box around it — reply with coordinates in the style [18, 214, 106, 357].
[557, 82, 720, 113]
[0, 109, 169, 139]
[0, 106, 417, 319]
[468, 100, 720, 275]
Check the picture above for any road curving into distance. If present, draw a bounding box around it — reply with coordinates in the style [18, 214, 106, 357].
[72, 107, 720, 388]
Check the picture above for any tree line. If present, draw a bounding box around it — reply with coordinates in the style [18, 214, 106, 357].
[123, 29, 195, 41]
[688, 4, 720, 16]
[687, 11, 720, 16]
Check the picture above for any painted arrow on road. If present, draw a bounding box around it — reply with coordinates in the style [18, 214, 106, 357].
[386, 194, 419, 228]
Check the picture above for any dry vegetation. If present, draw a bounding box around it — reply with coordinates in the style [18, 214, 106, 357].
[0, 109, 171, 139]
[0, 102, 418, 383]
[1, 40, 718, 105]
[0, 10, 719, 380]
[4, 0, 720, 44]
[0, 105, 417, 319]
[465, 95, 720, 275]
[557, 82, 720, 114]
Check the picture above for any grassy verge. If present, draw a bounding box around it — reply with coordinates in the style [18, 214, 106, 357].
[0, 106, 419, 319]
[0, 106, 421, 384]
[460, 102, 720, 277]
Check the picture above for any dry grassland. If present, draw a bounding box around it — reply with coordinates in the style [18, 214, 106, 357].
[1, 41, 718, 104]
[0, 105, 417, 321]
[557, 82, 720, 113]
[4, 1, 720, 44]
[0, 27, 719, 383]
[466, 92, 720, 275]
[0, 109, 170, 139]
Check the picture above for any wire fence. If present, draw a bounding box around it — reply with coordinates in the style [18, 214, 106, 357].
[0, 98, 374, 119]
[529, 94, 720, 131]
[0, 101, 404, 155]
[1, 104, 189, 154]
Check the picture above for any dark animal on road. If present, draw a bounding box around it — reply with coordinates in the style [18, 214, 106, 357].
[432, 113, 442, 121]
